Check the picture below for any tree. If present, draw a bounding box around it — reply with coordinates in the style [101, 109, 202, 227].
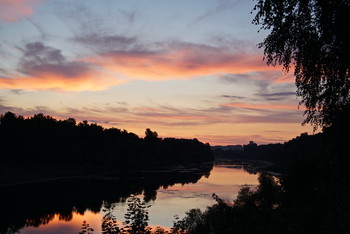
[144, 128, 159, 141]
[0, 112, 23, 126]
[101, 202, 121, 234]
[123, 196, 151, 234]
[252, 0, 350, 129]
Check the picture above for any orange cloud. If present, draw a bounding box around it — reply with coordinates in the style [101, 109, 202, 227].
[0, 0, 40, 22]
[133, 107, 214, 121]
[273, 72, 295, 84]
[0, 71, 121, 91]
[85, 48, 280, 80]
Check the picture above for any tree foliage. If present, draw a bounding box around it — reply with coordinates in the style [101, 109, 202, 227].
[252, 0, 350, 129]
[0, 112, 213, 168]
[123, 196, 151, 234]
[172, 174, 282, 234]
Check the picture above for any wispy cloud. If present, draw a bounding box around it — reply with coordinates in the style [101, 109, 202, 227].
[50, 1, 282, 84]
[41, 1, 278, 84]
[84, 40, 275, 80]
[190, 0, 240, 26]
[257, 91, 296, 101]
[0, 66, 8, 74]
[26, 18, 47, 39]
[55, 1, 138, 43]
[0, 0, 40, 22]
[73, 34, 139, 53]
[220, 71, 286, 83]
[221, 95, 246, 100]
[220, 102, 298, 111]
[0, 100, 55, 117]
[258, 92, 296, 97]
[119, 9, 137, 24]
[1, 37, 278, 91]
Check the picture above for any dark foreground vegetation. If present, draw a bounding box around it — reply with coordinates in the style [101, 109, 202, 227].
[0, 111, 213, 184]
[174, 116, 350, 233]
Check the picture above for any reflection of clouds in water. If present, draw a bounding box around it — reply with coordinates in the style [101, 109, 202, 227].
[178, 193, 211, 199]
[159, 188, 211, 197]
[106, 165, 258, 228]
[157, 165, 259, 203]
[159, 188, 211, 199]
[237, 184, 257, 187]
[159, 189, 178, 195]
[216, 165, 243, 169]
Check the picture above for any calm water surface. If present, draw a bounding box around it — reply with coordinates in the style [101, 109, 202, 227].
[11, 164, 258, 233]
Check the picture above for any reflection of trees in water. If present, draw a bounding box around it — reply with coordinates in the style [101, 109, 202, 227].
[215, 160, 271, 175]
[100, 202, 120, 234]
[82, 196, 166, 234]
[0, 163, 213, 234]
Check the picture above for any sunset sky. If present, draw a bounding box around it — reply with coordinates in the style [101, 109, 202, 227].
[0, 0, 314, 145]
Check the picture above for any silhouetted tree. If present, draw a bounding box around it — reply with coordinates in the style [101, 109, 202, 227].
[0, 112, 212, 168]
[123, 196, 151, 234]
[144, 128, 159, 141]
[101, 202, 121, 234]
[252, 0, 350, 129]
[0, 112, 23, 126]
[63, 117, 77, 126]
[79, 221, 94, 234]
[243, 141, 257, 151]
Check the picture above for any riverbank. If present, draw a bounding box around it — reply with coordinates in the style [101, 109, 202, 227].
[0, 162, 214, 188]
[214, 158, 283, 176]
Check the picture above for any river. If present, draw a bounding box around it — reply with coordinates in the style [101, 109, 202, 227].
[1, 163, 259, 233]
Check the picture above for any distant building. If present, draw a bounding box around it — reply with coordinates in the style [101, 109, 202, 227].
[212, 145, 243, 151]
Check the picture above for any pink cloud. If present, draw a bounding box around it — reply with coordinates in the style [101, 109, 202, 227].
[0, 72, 121, 91]
[0, 0, 40, 22]
[84, 44, 281, 80]
[1, 40, 289, 91]
[273, 72, 295, 84]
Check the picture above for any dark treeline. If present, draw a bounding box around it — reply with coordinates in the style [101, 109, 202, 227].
[0, 112, 213, 171]
[213, 132, 323, 172]
[0, 163, 213, 234]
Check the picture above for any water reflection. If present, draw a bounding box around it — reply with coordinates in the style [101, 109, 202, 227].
[0, 163, 213, 234]
[144, 164, 259, 228]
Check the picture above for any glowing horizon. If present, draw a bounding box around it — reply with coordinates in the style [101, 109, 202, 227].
[0, 0, 314, 145]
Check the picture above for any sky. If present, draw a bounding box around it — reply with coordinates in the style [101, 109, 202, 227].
[0, 0, 314, 145]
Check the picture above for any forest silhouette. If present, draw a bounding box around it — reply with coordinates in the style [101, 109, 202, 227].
[0, 112, 212, 174]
